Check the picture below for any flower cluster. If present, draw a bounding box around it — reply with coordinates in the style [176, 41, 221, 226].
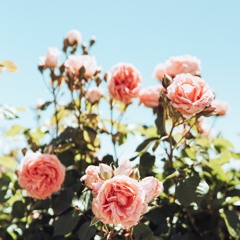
[81, 160, 163, 229]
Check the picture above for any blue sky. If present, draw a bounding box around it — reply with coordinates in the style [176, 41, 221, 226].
[0, 0, 239, 152]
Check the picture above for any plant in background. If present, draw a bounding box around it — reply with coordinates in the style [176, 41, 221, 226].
[0, 30, 239, 240]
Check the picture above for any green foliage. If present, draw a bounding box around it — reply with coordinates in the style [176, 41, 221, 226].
[0, 36, 239, 240]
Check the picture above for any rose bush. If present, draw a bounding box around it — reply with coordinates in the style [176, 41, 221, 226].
[0, 31, 239, 240]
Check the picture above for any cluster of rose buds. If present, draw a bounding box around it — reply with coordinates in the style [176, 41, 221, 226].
[81, 160, 163, 229]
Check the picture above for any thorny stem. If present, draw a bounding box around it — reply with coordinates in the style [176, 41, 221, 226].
[110, 100, 118, 166]
[52, 86, 59, 137]
[173, 119, 197, 151]
[168, 120, 176, 167]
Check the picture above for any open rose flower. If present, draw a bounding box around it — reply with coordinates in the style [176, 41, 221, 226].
[212, 100, 229, 116]
[65, 29, 82, 46]
[139, 85, 165, 108]
[107, 63, 142, 103]
[154, 55, 201, 81]
[92, 175, 147, 229]
[141, 177, 164, 203]
[39, 47, 60, 68]
[65, 55, 97, 79]
[86, 86, 103, 103]
[167, 73, 214, 118]
[18, 153, 65, 200]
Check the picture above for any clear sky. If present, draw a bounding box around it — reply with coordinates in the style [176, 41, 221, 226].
[0, 0, 239, 153]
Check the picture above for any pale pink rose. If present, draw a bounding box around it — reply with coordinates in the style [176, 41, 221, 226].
[39, 47, 60, 68]
[212, 100, 229, 116]
[115, 160, 133, 176]
[86, 87, 103, 103]
[154, 55, 201, 81]
[154, 64, 168, 82]
[139, 85, 165, 108]
[141, 177, 164, 203]
[107, 63, 142, 103]
[92, 175, 147, 229]
[18, 153, 65, 200]
[65, 55, 97, 79]
[65, 29, 82, 45]
[196, 116, 211, 137]
[167, 73, 214, 118]
[81, 165, 103, 195]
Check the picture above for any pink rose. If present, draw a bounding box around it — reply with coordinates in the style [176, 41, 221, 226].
[115, 160, 133, 176]
[139, 85, 165, 108]
[167, 73, 214, 118]
[154, 55, 201, 81]
[39, 47, 60, 68]
[107, 63, 142, 103]
[86, 87, 103, 103]
[92, 175, 147, 229]
[81, 165, 103, 195]
[196, 116, 211, 137]
[141, 177, 164, 203]
[154, 64, 168, 82]
[212, 100, 229, 116]
[65, 29, 82, 46]
[18, 153, 65, 200]
[65, 55, 97, 79]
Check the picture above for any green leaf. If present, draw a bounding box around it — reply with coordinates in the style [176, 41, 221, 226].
[5, 124, 25, 137]
[213, 138, 234, 150]
[0, 60, 18, 72]
[53, 189, 74, 215]
[0, 174, 11, 189]
[0, 156, 18, 169]
[136, 137, 159, 152]
[90, 216, 99, 226]
[175, 175, 208, 206]
[0, 189, 8, 203]
[77, 221, 97, 240]
[222, 209, 240, 238]
[53, 210, 80, 236]
[133, 223, 158, 240]
[12, 201, 26, 218]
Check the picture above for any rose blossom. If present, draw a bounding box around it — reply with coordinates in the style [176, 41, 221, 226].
[115, 160, 133, 176]
[65, 29, 82, 46]
[65, 55, 97, 79]
[81, 165, 105, 195]
[141, 177, 164, 203]
[86, 87, 103, 103]
[139, 85, 165, 108]
[18, 153, 65, 200]
[107, 63, 142, 103]
[212, 100, 229, 116]
[167, 73, 214, 118]
[92, 175, 147, 229]
[154, 55, 201, 81]
[196, 116, 211, 137]
[39, 47, 60, 68]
